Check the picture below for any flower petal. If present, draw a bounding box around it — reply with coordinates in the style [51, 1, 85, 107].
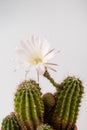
[44, 49, 59, 61]
[15, 58, 30, 70]
[25, 40, 37, 55]
[31, 35, 40, 48]
[40, 39, 50, 56]
[16, 49, 29, 61]
[31, 36, 50, 56]
[36, 64, 45, 75]
[20, 41, 30, 53]
[45, 64, 57, 72]
[45, 62, 58, 66]
[21, 38, 39, 56]
[27, 38, 42, 57]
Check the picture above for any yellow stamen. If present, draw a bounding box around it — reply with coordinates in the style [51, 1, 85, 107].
[30, 57, 42, 64]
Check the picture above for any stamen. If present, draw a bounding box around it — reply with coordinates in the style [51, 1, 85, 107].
[30, 57, 42, 65]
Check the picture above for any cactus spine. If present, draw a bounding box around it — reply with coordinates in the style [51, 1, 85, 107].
[1, 112, 21, 130]
[52, 76, 84, 130]
[37, 124, 53, 130]
[14, 80, 44, 130]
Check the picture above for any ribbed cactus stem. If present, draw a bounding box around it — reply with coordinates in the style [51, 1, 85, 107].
[52, 76, 84, 130]
[14, 80, 44, 130]
[1, 112, 21, 130]
[43, 70, 60, 88]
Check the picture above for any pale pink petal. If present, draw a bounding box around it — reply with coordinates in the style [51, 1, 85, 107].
[21, 38, 39, 56]
[44, 62, 57, 72]
[44, 49, 59, 61]
[20, 41, 35, 57]
[36, 64, 45, 75]
[44, 62, 58, 66]
[16, 49, 29, 61]
[31, 36, 50, 56]
[20, 41, 30, 53]
[40, 39, 50, 56]
[26, 40, 37, 54]
[27, 38, 42, 56]
[45, 64, 57, 72]
[15, 58, 30, 70]
[31, 35, 40, 47]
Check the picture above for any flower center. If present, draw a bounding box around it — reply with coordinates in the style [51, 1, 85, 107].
[30, 57, 42, 64]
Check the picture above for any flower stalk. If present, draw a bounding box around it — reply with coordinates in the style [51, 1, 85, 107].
[43, 70, 60, 88]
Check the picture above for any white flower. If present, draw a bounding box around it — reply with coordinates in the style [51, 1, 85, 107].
[15, 36, 59, 75]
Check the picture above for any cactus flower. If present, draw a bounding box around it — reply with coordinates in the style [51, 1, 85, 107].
[15, 36, 58, 75]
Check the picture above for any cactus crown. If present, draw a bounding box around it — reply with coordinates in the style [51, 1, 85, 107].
[37, 124, 53, 130]
[18, 80, 40, 90]
[1, 112, 21, 130]
[52, 76, 84, 130]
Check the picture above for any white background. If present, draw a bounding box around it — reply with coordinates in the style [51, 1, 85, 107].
[0, 0, 87, 129]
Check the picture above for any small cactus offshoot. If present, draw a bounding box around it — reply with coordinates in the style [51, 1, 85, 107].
[42, 93, 56, 123]
[42, 93, 55, 109]
[1, 112, 21, 130]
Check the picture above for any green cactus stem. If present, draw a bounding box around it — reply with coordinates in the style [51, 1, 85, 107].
[52, 76, 84, 130]
[37, 124, 53, 130]
[1, 112, 21, 130]
[14, 80, 44, 130]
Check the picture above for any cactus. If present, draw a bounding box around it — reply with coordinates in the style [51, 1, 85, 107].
[42, 93, 56, 123]
[37, 124, 53, 130]
[42, 93, 55, 109]
[1, 112, 21, 130]
[14, 80, 44, 130]
[51, 76, 84, 130]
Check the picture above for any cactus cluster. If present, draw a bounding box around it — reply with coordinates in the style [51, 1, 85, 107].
[0, 37, 85, 130]
[1, 76, 84, 130]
